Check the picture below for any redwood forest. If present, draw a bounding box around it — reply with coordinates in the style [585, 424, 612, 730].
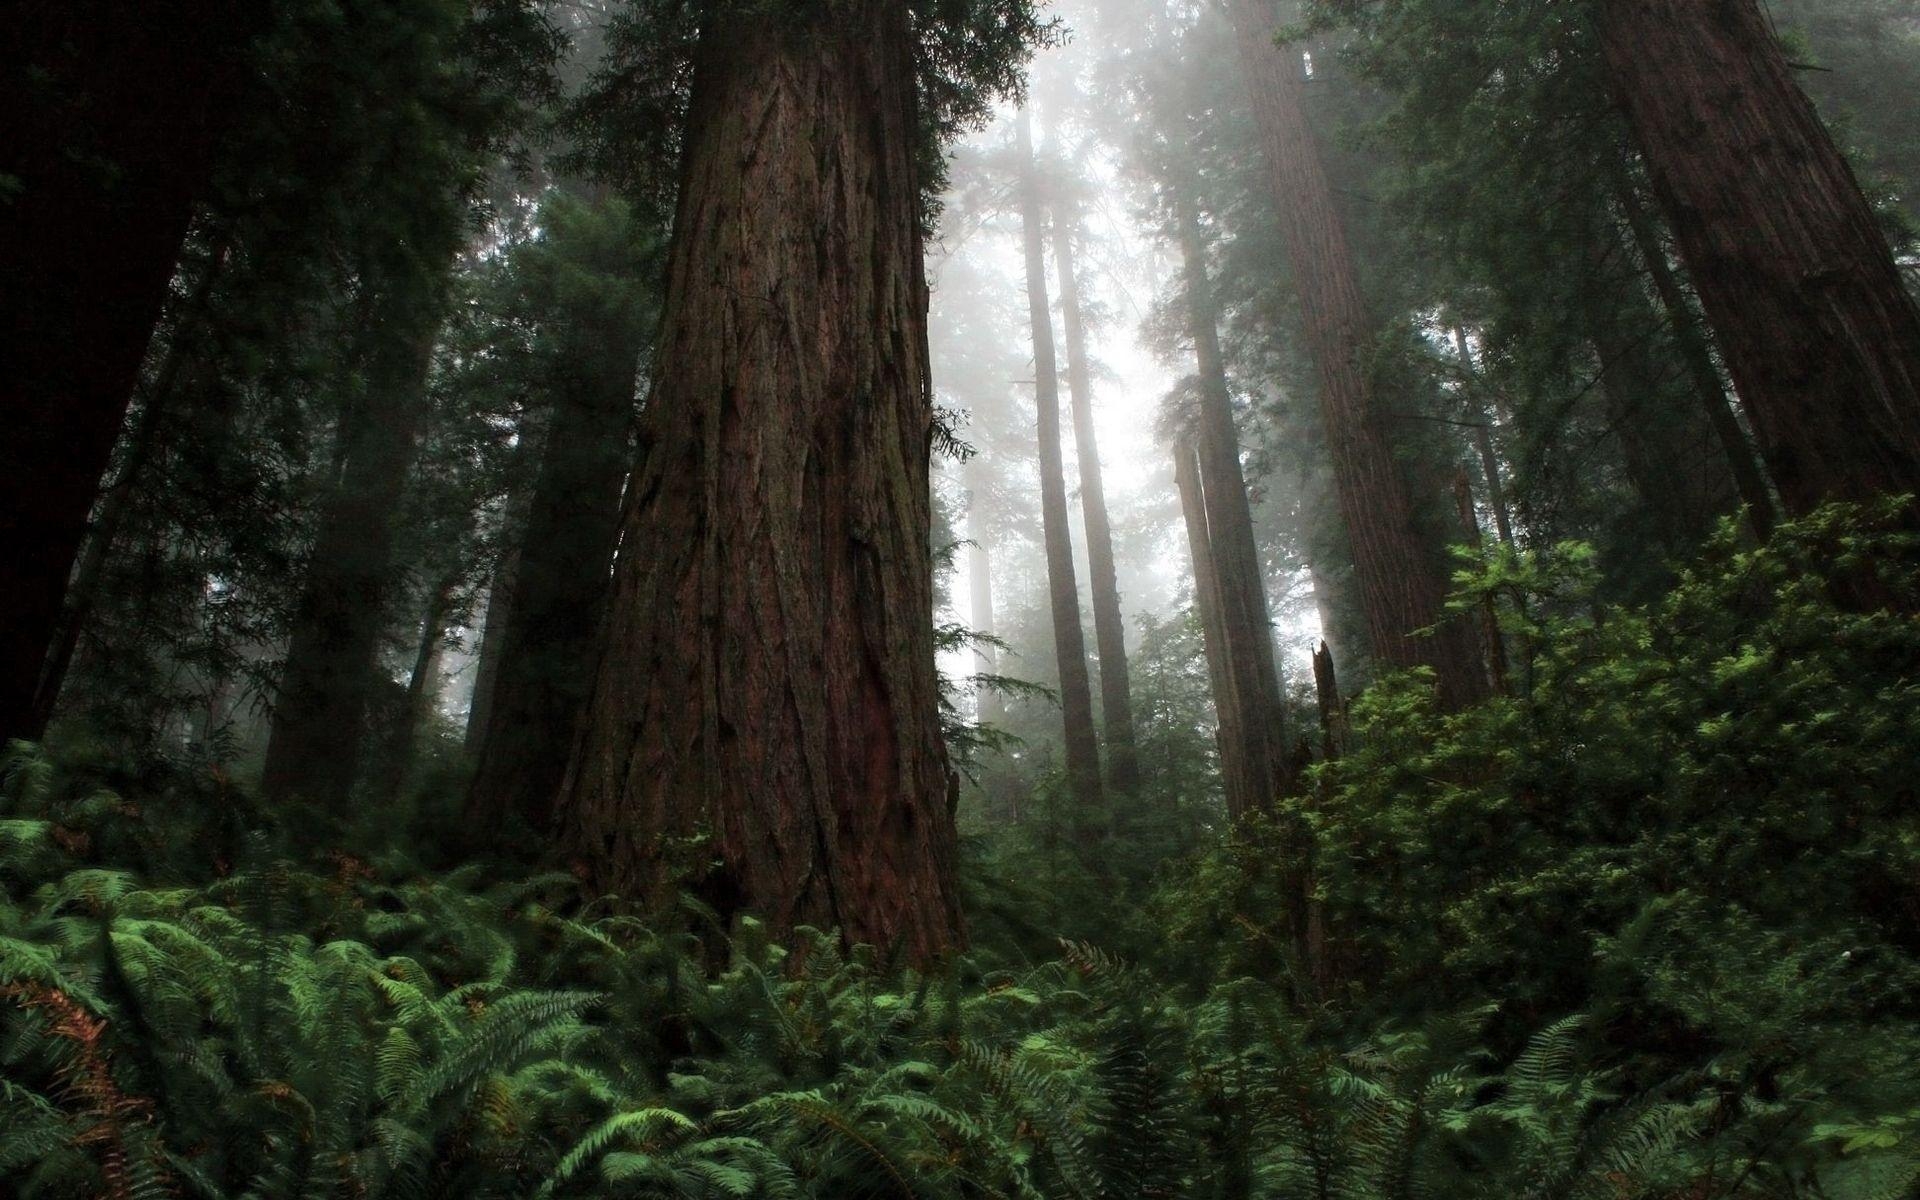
[8, 1, 1920, 1195]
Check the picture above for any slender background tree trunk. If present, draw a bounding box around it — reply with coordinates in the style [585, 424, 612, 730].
[1016, 107, 1108, 830]
[1174, 440, 1251, 816]
[1449, 326, 1517, 547]
[464, 559, 517, 754]
[966, 480, 1003, 728]
[467, 351, 637, 829]
[381, 571, 459, 797]
[262, 317, 439, 809]
[1174, 188, 1292, 819]
[1612, 177, 1779, 541]
[1053, 207, 1141, 798]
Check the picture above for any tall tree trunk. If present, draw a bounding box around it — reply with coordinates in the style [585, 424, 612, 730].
[553, 6, 962, 962]
[467, 350, 638, 829]
[1224, 0, 1488, 708]
[1595, 0, 1920, 523]
[1016, 108, 1107, 828]
[1612, 177, 1778, 541]
[262, 315, 440, 809]
[1452, 471, 1510, 696]
[1052, 206, 1141, 797]
[1174, 440, 1252, 817]
[1581, 255, 1735, 552]
[966, 479, 1003, 728]
[464, 561, 516, 753]
[1308, 556, 1349, 679]
[31, 233, 233, 731]
[463, 426, 547, 755]
[1173, 188, 1291, 819]
[0, 2, 261, 742]
[404, 586, 454, 735]
[1311, 640, 1345, 762]
[1449, 326, 1517, 547]
[382, 571, 459, 796]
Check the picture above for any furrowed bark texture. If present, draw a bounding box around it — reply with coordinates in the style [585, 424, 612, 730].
[467, 330, 639, 829]
[1174, 190, 1291, 819]
[262, 322, 437, 809]
[555, 8, 963, 962]
[1596, 0, 1920, 521]
[1053, 211, 1141, 797]
[1225, 0, 1488, 708]
[1016, 108, 1107, 826]
[0, 1, 259, 743]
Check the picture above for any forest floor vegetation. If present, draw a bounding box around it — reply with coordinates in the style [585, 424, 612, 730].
[5, 505, 1920, 1199]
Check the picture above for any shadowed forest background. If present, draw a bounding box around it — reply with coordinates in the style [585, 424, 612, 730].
[7, 0, 1920, 1195]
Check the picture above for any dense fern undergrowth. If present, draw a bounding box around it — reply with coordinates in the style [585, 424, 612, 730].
[7, 507, 1920, 1199]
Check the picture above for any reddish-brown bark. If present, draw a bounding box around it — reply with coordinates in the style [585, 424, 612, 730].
[1225, 0, 1488, 708]
[1595, 0, 1920, 523]
[1016, 108, 1108, 827]
[555, 6, 963, 963]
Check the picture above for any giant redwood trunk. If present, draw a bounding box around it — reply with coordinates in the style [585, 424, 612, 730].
[554, 6, 963, 962]
[0, 1, 260, 743]
[262, 318, 438, 809]
[467, 342, 638, 829]
[1053, 209, 1141, 797]
[1015, 108, 1107, 826]
[1224, 0, 1488, 708]
[1595, 0, 1920, 523]
[1173, 189, 1291, 819]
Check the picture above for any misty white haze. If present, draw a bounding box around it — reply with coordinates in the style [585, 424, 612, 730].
[928, 0, 1323, 719]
